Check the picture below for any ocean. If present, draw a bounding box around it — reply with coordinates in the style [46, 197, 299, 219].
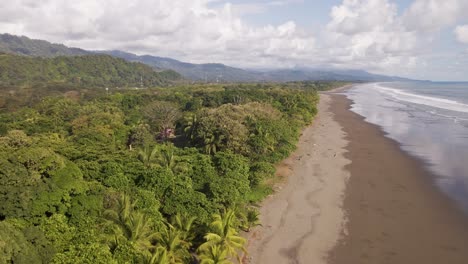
[346, 82, 468, 212]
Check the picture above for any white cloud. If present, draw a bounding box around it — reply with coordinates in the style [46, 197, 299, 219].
[402, 0, 468, 32]
[0, 0, 315, 67]
[323, 0, 420, 72]
[228, 1, 301, 15]
[0, 0, 467, 80]
[455, 25, 468, 44]
[328, 0, 397, 35]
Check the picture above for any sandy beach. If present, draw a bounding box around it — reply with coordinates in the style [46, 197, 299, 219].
[246, 94, 350, 264]
[247, 90, 468, 264]
[329, 93, 468, 264]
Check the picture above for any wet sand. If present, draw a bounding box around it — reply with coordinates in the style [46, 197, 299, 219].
[328, 93, 468, 264]
[246, 94, 350, 264]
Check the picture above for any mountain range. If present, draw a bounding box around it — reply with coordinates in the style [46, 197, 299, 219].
[0, 33, 411, 83]
[101, 50, 410, 82]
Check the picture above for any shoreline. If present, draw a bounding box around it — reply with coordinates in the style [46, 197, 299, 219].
[245, 93, 350, 263]
[246, 86, 468, 264]
[328, 93, 468, 264]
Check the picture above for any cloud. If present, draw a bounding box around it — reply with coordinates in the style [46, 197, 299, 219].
[402, 0, 468, 32]
[228, 0, 302, 15]
[455, 25, 468, 44]
[323, 0, 420, 71]
[0, 0, 467, 80]
[0, 0, 315, 67]
[328, 0, 397, 35]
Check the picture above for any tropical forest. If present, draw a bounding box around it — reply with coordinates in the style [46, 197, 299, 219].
[0, 50, 344, 264]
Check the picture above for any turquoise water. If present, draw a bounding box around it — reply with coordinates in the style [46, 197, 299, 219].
[346, 82, 468, 212]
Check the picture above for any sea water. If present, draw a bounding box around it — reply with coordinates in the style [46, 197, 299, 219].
[346, 82, 468, 212]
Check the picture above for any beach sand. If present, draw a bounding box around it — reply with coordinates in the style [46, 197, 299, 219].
[246, 94, 350, 264]
[246, 90, 468, 264]
[328, 93, 468, 264]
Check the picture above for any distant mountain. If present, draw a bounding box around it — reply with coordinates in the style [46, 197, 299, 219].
[101, 50, 412, 82]
[0, 33, 90, 57]
[100, 50, 261, 82]
[323, 69, 411, 82]
[259, 68, 411, 82]
[0, 33, 413, 83]
[258, 69, 356, 82]
[0, 53, 181, 88]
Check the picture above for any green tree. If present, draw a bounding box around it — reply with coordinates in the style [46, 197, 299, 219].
[143, 247, 170, 264]
[154, 143, 188, 174]
[143, 101, 181, 140]
[171, 213, 197, 242]
[198, 209, 246, 263]
[0, 221, 42, 264]
[209, 152, 250, 205]
[51, 242, 116, 264]
[138, 145, 159, 168]
[199, 244, 232, 264]
[182, 113, 198, 141]
[128, 123, 153, 150]
[154, 225, 190, 264]
[103, 193, 157, 251]
[239, 208, 261, 232]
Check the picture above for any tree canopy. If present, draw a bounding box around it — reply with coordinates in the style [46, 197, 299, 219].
[0, 81, 344, 263]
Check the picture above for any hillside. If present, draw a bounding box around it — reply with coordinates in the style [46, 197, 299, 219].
[102, 50, 261, 82]
[0, 53, 181, 88]
[0, 33, 90, 57]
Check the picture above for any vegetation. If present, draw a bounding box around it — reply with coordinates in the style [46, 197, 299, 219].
[0, 53, 181, 88]
[0, 33, 90, 57]
[0, 81, 344, 263]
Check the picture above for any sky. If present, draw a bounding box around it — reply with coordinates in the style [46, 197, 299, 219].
[1, 0, 468, 81]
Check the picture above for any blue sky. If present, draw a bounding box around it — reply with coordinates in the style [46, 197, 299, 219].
[220, 0, 342, 27]
[227, 0, 409, 26]
[1, 0, 468, 81]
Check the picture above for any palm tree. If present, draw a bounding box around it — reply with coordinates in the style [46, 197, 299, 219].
[103, 194, 156, 251]
[183, 114, 198, 141]
[138, 145, 159, 168]
[171, 213, 197, 242]
[143, 246, 170, 264]
[140, 143, 188, 174]
[155, 225, 190, 264]
[203, 132, 224, 155]
[239, 208, 261, 232]
[255, 125, 275, 152]
[155, 144, 188, 175]
[199, 244, 232, 264]
[198, 209, 246, 263]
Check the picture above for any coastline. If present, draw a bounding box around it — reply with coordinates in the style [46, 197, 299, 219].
[246, 86, 468, 264]
[328, 93, 468, 264]
[246, 93, 350, 263]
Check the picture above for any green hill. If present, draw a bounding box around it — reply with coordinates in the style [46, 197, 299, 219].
[0, 53, 182, 88]
[0, 33, 90, 57]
